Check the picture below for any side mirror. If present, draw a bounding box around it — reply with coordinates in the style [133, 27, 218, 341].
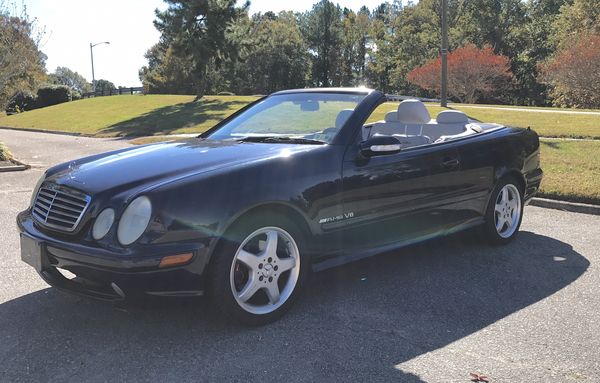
[359, 135, 402, 156]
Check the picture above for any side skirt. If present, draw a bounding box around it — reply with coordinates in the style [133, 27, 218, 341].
[311, 218, 485, 272]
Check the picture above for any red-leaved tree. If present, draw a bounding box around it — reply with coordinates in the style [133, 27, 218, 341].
[539, 34, 600, 108]
[407, 44, 513, 104]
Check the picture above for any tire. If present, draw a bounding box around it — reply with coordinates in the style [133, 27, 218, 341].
[482, 176, 524, 245]
[207, 213, 309, 326]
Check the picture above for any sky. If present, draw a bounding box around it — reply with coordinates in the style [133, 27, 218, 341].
[25, 0, 391, 87]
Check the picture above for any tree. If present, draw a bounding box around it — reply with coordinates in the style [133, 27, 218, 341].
[453, 0, 527, 57]
[540, 34, 600, 108]
[153, 0, 249, 99]
[94, 79, 116, 94]
[408, 44, 514, 103]
[386, 0, 440, 94]
[337, 7, 371, 86]
[504, 0, 569, 106]
[139, 42, 196, 94]
[48, 66, 92, 97]
[301, 0, 343, 87]
[0, 3, 47, 109]
[552, 0, 600, 49]
[229, 12, 310, 94]
[365, 2, 400, 93]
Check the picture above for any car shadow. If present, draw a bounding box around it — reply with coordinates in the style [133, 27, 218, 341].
[540, 140, 561, 149]
[99, 98, 248, 137]
[0, 231, 588, 382]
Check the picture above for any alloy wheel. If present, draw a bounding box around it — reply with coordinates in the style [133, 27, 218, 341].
[229, 226, 300, 315]
[494, 184, 522, 239]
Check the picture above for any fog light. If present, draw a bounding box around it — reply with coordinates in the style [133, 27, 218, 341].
[159, 253, 193, 268]
[92, 208, 115, 240]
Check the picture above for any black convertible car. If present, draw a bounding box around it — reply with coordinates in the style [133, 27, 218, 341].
[18, 88, 543, 324]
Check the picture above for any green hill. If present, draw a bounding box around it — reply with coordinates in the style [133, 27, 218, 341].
[0, 95, 258, 137]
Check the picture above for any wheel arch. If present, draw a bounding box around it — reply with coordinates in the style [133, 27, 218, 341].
[495, 168, 526, 194]
[485, 168, 526, 214]
[225, 202, 312, 237]
[206, 201, 313, 265]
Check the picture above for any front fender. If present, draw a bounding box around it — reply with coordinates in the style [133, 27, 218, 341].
[145, 145, 345, 248]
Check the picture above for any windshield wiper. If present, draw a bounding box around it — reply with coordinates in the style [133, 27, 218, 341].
[236, 136, 326, 145]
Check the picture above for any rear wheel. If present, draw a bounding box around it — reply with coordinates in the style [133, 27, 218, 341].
[208, 214, 308, 325]
[482, 177, 523, 245]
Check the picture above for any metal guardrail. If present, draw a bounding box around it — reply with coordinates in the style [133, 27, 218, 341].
[82, 86, 144, 98]
[385, 94, 441, 103]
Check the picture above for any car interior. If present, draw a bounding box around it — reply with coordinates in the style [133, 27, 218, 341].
[354, 99, 502, 148]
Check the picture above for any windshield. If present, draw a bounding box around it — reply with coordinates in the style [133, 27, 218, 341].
[206, 92, 366, 144]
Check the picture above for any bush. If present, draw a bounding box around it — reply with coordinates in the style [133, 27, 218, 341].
[5, 91, 37, 114]
[540, 34, 600, 108]
[0, 142, 12, 161]
[36, 85, 72, 108]
[408, 44, 513, 104]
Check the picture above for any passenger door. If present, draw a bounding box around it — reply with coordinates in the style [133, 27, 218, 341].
[335, 140, 469, 251]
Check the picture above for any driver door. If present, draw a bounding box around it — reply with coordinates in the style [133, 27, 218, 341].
[336, 140, 464, 251]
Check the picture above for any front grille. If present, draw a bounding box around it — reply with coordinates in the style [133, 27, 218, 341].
[32, 184, 91, 232]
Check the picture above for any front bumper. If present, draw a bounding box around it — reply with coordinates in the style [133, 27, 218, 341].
[17, 211, 213, 301]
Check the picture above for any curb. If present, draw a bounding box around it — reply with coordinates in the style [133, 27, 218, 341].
[529, 197, 600, 216]
[0, 158, 30, 172]
[0, 126, 83, 137]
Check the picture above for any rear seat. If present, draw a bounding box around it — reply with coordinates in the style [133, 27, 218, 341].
[366, 99, 478, 146]
[367, 100, 434, 147]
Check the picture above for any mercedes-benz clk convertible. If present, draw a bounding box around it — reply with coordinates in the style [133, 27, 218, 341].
[18, 88, 543, 325]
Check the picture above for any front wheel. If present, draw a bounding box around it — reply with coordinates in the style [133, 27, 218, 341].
[208, 215, 308, 325]
[482, 177, 524, 245]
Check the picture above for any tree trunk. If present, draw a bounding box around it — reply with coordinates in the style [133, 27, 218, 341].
[194, 64, 208, 101]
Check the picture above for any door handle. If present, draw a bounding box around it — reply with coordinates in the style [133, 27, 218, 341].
[441, 158, 460, 168]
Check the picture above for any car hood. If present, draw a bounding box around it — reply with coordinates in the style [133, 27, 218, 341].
[47, 138, 321, 196]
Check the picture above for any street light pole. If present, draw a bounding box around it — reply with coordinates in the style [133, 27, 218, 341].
[90, 43, 95, 93]
[89, 41, 110, 94]
[441, 0, 448, 107]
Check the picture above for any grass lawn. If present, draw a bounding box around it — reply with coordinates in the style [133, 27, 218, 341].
[537, 139, 600, 205]
[0, 94, 256, 137]
[1, 95, 599, 139]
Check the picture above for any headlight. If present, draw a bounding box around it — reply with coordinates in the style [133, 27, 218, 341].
[92, 208, 115, 240]
[30, 173, 46, 207]
[117, 196, 152, 245]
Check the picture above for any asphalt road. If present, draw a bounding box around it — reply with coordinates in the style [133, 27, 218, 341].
[1, 129, 599, 382]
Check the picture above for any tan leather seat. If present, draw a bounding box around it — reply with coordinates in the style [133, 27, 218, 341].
[369, 100, 432, 138]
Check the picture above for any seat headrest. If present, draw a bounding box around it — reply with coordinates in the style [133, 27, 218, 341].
[335, 109, 354, 129]
[436, 110, 469, 124]
[384, 111, 398, 122]
[396, 99, 431, 124]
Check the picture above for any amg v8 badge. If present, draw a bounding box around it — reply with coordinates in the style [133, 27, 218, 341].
[319, 212, 354, 224]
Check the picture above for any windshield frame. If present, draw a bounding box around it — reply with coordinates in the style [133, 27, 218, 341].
[200, 90, 376, 145]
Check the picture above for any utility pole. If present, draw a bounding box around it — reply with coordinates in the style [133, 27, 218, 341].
[441, 0, 449, 107]
[90, 43, 95, 93]
[90, 41, 110, 94]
